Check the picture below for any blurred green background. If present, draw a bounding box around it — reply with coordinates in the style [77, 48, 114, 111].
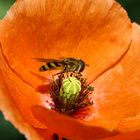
[0, 0, 140, 140]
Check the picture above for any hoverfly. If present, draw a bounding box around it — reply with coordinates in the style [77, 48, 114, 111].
[34, 57, 88, 73]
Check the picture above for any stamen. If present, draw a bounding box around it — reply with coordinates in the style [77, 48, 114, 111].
[49, 72, 94, 116]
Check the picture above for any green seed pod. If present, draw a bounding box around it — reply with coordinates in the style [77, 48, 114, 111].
[60, 77, 81, 100]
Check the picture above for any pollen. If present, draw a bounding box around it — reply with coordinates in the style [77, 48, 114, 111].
[49, 72, 94, 115]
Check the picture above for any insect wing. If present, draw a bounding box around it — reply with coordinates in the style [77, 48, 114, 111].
[33, 58, 60, 63]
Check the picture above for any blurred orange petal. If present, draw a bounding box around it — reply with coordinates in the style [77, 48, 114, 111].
[102, 130, 140, 140]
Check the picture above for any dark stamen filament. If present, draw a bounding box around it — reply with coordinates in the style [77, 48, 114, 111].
[49, 72, 94, 116]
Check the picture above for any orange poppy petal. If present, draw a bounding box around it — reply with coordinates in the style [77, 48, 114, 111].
[0, 73, 44, 140]
[32, 23, 140, 140]
[0, 43, 48, 128]
[0, 0, 134, 139]
[102, 130, 140, 140]
[90, 23, 140, 132]
[0, 0, 132, 86]
[32, 105, 119, 140]
[0, 19, 47, 129]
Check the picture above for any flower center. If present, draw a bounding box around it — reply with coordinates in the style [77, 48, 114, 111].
[60, 77, 81, 100]
[49, 72, 94, 115]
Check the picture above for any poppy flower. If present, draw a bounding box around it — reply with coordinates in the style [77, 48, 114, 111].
[0, 0, 140, 140]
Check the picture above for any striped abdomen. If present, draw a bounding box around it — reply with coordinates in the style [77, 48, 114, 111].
[39, 62, 64, 71]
